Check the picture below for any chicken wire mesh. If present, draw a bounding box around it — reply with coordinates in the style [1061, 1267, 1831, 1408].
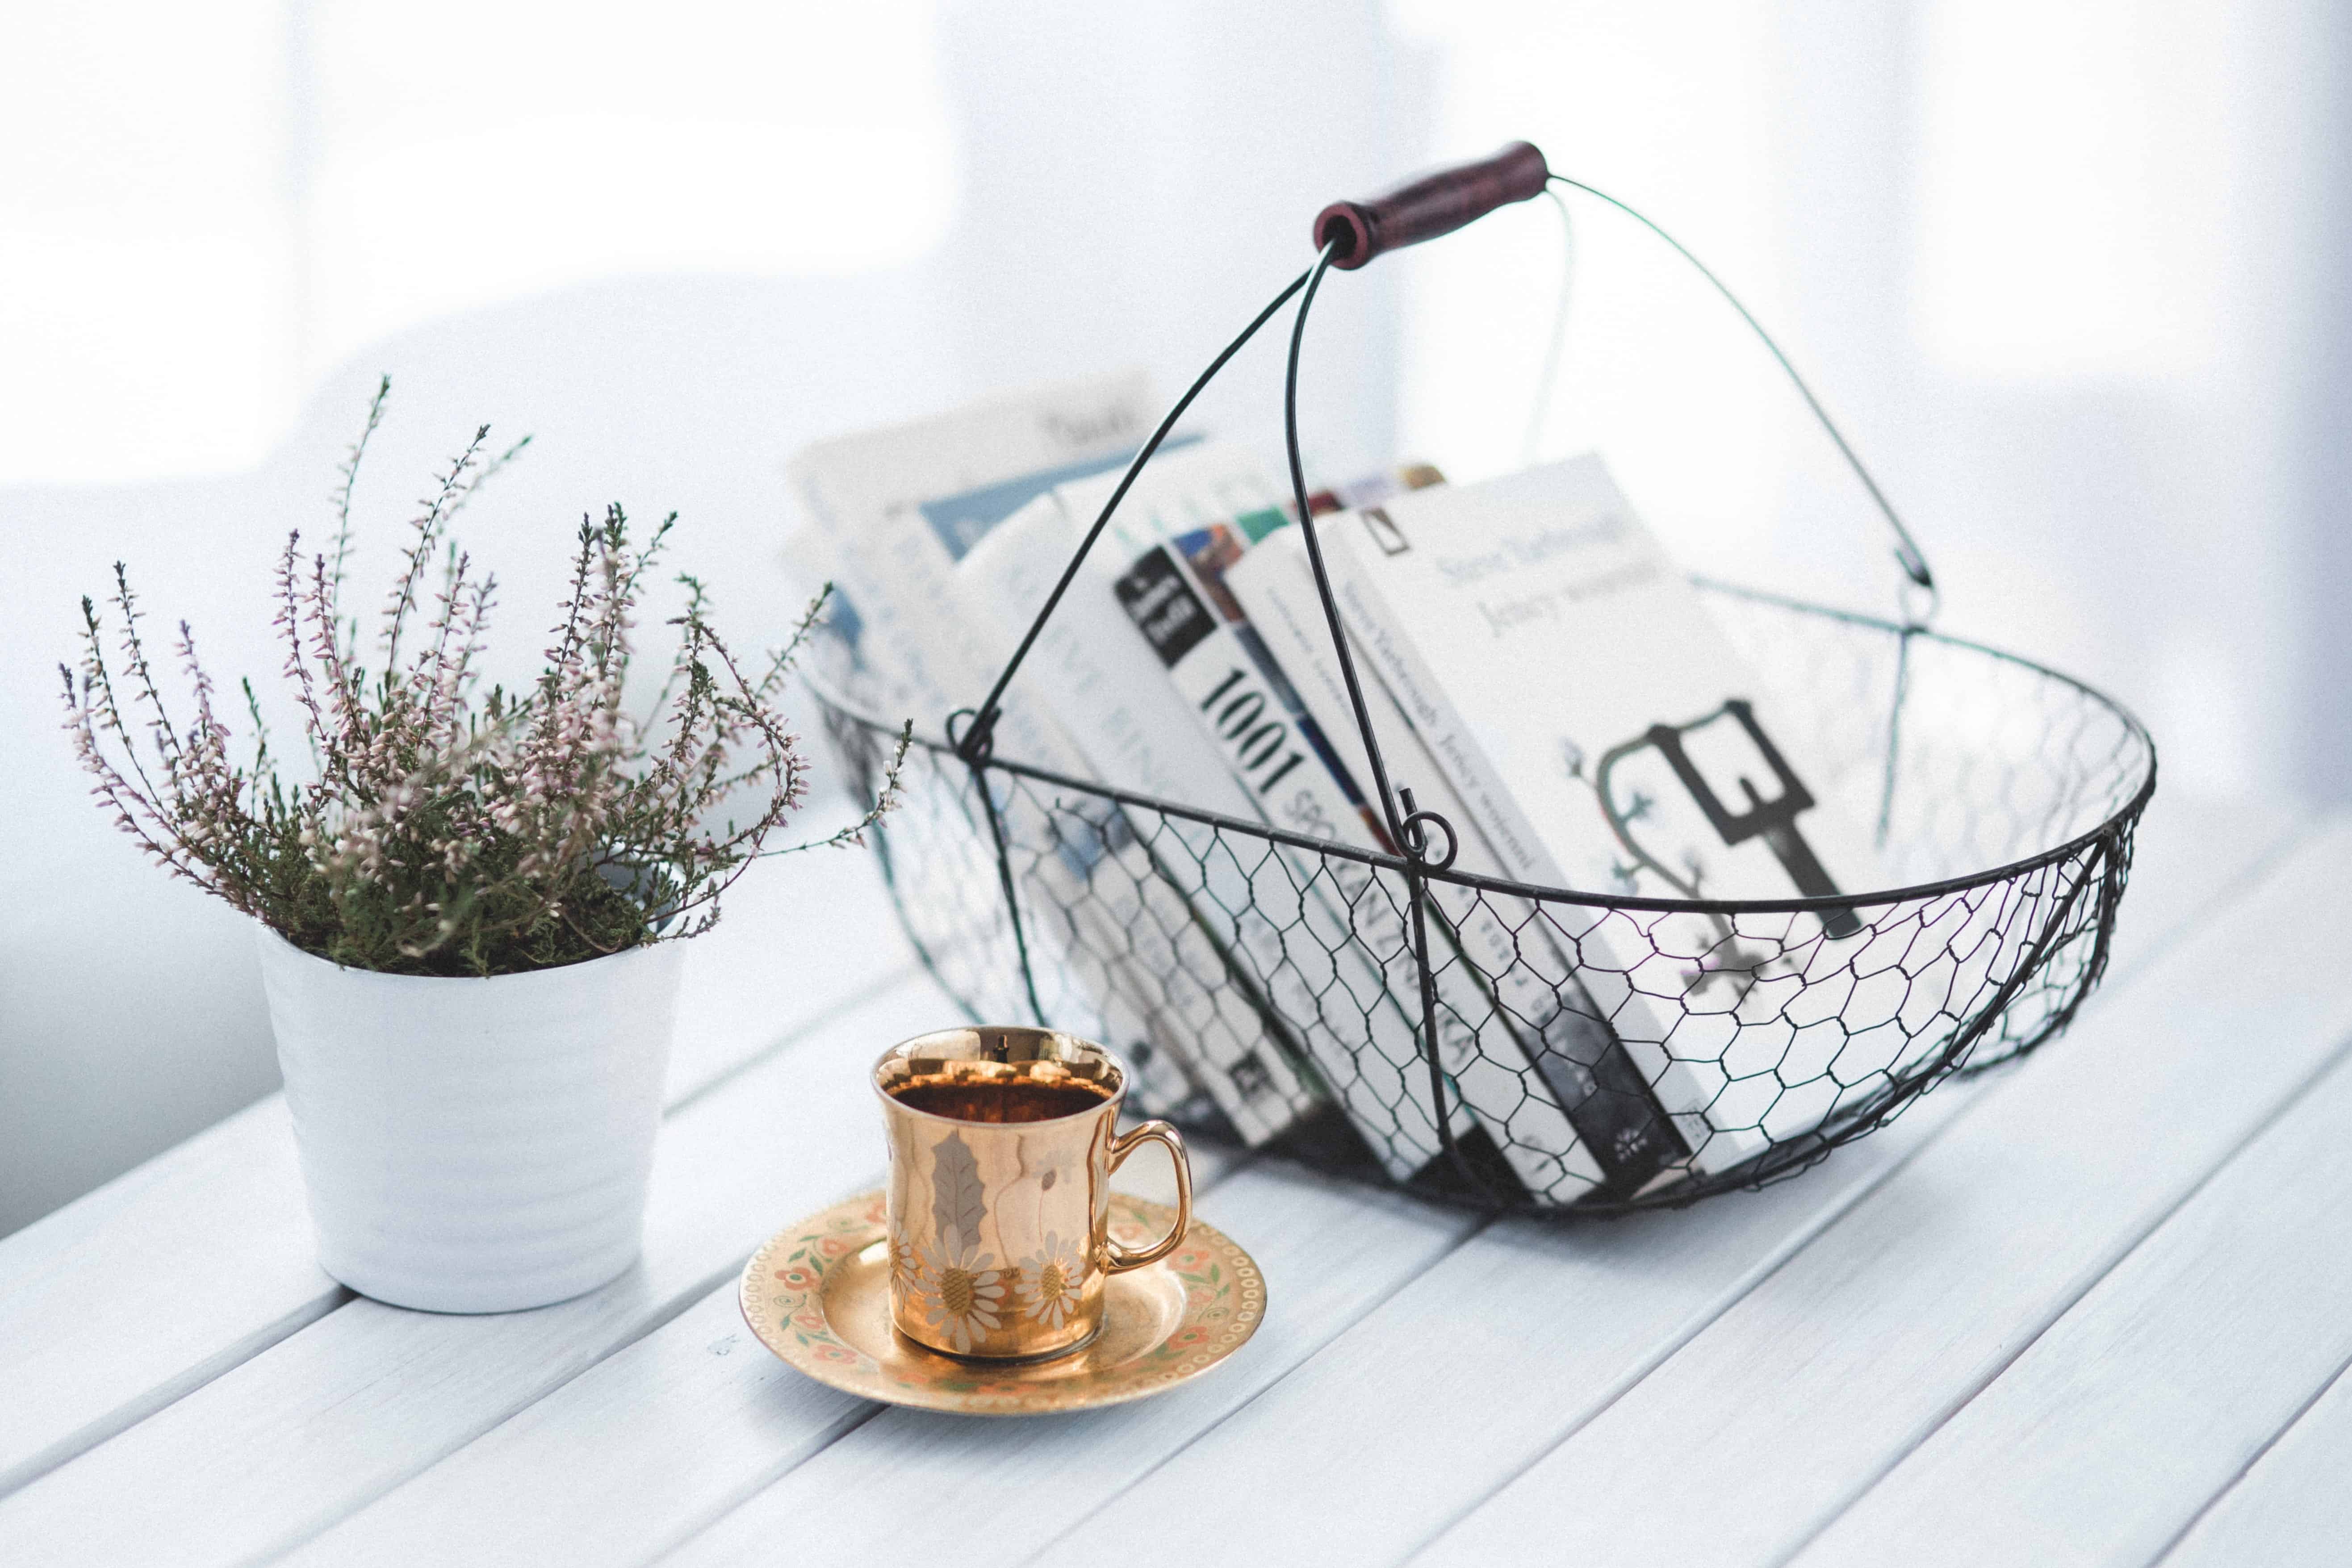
[809, 583, 2155, 1217]
[800, 146, 2157, 1216]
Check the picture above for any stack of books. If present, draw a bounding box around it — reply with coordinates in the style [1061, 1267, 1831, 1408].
[788, 372, 1973, 1204]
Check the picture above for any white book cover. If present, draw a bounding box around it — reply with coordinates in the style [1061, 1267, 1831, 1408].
[1047, 443, 1534, 1189]
[1155, 502, 1620, 1202]
[789, 368, 1162, 736]
[963, 487, 1453, 1183]
[1226, 519, 1693, 1198]
[787, 383, 1201, 1094]
[938, 511, 1333, 1146]
[969, 496, 1448, 1184]
[779, 528, 1211, 1123]
[1316, 456, 1904, 1163]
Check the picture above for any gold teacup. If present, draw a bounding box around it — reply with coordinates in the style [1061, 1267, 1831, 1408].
[874, 1026, 1192, 1360]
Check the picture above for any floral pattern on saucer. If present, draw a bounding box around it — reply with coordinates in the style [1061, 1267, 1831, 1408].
[754, 1194, 888, 1370]
[737, 1191, 1264, 1416]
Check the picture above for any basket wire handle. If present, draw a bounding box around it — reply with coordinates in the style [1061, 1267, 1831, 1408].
[954, 272, 1312, 765]
[1522, 187, 1577, 468]
[956, 141, 1559, 765]
[954, 142, 1940, 1193]
[1536, 172, 1944, 845]
[1284, 237, 1489, 1192]
[1544, 173, 1938, 612]
[1290, 150, 1947, 1199]
[965, 141, 1941, 782]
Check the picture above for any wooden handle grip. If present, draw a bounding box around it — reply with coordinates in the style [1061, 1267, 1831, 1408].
[1313, 141, 1550, 270]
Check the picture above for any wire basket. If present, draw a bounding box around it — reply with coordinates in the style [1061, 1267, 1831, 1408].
[804, 143, 2157, 1216]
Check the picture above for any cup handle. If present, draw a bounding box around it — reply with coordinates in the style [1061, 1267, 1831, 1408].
[1104, 1120, 1192, 1272]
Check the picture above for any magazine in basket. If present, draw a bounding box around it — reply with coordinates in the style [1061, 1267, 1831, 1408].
[1071, 442, 1690, 1201]
[794, 371, 2026, 1191]
[958, 443, 1500, 1188]
[1222, 517, 1694, 1190]
[1304, 455, 1972, 1161]
[786, 374, 1325, 1147]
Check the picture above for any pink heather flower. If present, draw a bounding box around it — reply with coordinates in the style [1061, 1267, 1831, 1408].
[60, 382, 909, 977]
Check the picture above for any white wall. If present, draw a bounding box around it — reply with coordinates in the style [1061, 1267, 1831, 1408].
[0, 1, 1411, 1236]
[5, 0, 2339, 1236]
[0, 270, 960, 1235]
[1393, 0, 2343, 804]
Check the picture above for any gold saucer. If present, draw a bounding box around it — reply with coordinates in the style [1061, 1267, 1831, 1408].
[738, 1190, 1265, 1415]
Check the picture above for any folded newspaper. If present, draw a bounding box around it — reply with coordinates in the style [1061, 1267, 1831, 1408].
[787, 376, 1908, 1196]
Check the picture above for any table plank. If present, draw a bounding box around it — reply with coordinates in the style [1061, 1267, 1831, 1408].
[2101, 795, 2307, 982]
[1411, 814, 2352, 1568]
[1059, 1113, 1978, 1568]
[0, 972, 954, 1568]
[1789, 1042, 2352, 1568]
[1023, 792, 2306, 1566]
[276, 1141, 1235, 1568]
[0, 844, 906, 1500]
[659, 846, 910, 1103]
[2159, 1362, 2352, 1568]
[621, 800, 2335, 1568]
[0, 789, 2295, 1559]
[661, 1163, 1485, 1568]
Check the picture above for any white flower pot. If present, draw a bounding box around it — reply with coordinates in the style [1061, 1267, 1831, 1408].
[255, 927, 685, 1313]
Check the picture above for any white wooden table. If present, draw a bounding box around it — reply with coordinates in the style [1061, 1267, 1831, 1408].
[5, 792, 2348, 1567]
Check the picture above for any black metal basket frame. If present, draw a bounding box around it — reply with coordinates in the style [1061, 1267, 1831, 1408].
[809, 143, 2158, 1216]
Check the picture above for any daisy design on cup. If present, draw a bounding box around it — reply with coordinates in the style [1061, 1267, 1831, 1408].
[912, 1236, 1004, 1353]
[1016, 1233, 1087, 1330]
[888, 1233, 924, 1292]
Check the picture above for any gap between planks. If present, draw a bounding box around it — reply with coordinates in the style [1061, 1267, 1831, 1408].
[2154, 1351, 2352, 1567]
[274, 1138, 1254, 1568]
[1, 795, 2301, 1568]
[1000, 796, 2313, 1568]
[0, 952, 922, 1505]
[1402, 813, 2352, 1568]
[1800, 1030, 2352, 1567]
[0, 971, 960, 1567]
[0, 839, 916, 1503]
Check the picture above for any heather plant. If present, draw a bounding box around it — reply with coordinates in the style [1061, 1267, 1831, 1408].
[62, 380, 908, 977]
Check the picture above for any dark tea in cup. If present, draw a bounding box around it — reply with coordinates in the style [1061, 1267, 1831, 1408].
[873, 1025, 1192, 1359]
[884, 1075, 1114, 1125]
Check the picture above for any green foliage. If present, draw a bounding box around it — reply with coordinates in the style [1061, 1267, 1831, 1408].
[62, 378, 908, 977]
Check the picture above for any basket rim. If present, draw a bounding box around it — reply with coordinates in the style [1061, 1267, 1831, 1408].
[807, 581, 2158, 917]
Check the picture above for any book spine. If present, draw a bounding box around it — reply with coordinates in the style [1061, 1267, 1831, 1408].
[1224, 529, 1691, 1199]
[1162, 525, 1618, 1196]
[1112, 541, 1488, 1186]
[1317, 518, 1771, 1171]
[946, 513, 1330, 1146]
[781, 524, 1209, 1125]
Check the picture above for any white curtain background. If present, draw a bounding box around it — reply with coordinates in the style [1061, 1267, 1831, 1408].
[0, 0, 2333, 1233]
[1394, 0, 2337, 807]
